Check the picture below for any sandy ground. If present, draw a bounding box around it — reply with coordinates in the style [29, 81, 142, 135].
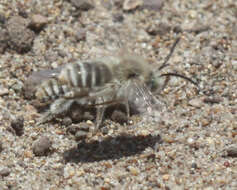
[0, 0, 236, 189]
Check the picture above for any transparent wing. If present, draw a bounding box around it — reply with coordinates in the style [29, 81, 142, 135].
[128, 80, 166, 113]
[24, 66, 64, 99]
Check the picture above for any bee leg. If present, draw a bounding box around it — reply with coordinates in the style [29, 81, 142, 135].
[124, 100, 130, 118]
[37, 98, 74, 125]
[94, 106, 106, 133]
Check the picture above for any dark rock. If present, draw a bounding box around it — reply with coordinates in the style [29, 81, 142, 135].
[0, 29, 9, 54]
[75, 130, 88, 141]
[191, 162, 198, 169]
[111, 110, 128, 124]
[226, 146, 237, 157]
[0, 13, 6, 24]
[123, 0, 143, 11]
[32, 136, 52, 156]
[70, 0, 94, 11]
[146, 23, 171, 36]
[112, 13, 124, 22]
[62, 117, 72, 126]
[0, 168, 11, 177]
[0, 141, 3, 152]
[75, 29, 86, 42]
[142, 0, 164, 11]
[10, 116, 24, 136]
[6, 16, 35, 53]
[29, 14, 48, 32]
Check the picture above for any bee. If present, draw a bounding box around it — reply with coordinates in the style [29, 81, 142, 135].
[27, 38, 199, 134]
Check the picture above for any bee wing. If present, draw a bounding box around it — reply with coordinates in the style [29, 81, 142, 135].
[128, 80, 166, 114]
[24, 66, 64, 99]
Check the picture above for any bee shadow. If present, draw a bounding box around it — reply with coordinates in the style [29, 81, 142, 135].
[62, 134, 162, 163]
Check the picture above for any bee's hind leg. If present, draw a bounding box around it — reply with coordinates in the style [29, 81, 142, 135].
[37, 98, 74, 125]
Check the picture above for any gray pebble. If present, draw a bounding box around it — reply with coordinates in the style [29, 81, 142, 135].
[226, 146, 237, 157]
[6, 16, 35, 53]
[142, 0, 164, 11]
[10, 116, 24, 136]
[0, 168, 11, 177]
[111, 110, 128, 124]
[29, 14, 48, 32]
[75, 130, 88, 141]
[75, 29, 86, 42]
[70, 0, 94, 11]
[0, 141, 2, 152]
[32, 136, 52, 156]
[0, 29, 9, 54]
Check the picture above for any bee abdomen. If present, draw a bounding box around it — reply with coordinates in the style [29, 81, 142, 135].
[58, 61, 113, 88]
[35, 78, 70, 102]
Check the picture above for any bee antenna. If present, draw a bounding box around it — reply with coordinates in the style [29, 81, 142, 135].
[160, 72, 199, 87]
[158, 37, 181, 71]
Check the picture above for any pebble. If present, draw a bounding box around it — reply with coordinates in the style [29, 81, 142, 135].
[188, 98, 203, 108]
[111, 110, 128, 124]
[191, 162, 198, 169]
[6, 16, 35, 53]
[0, 29, 9, 53]
[142, 0, 164, 11]
[162, 174, 170, 181]
[29, 14, 48, 32]
[70, 0, 94, 11]
[0, 168, 11, 177]
[75, 130, 88, 141]
[128, 166, 139, 176]
[226, 146, 237, 157]
[10, 116, 24, 136]
[112, 12, 124, 23]
[75, 29, 86, 42]
[0, 86, 9, 96]
[0, 141, 2, 152]
[123, 0, 143, 11]
[32, 136, 52, 156]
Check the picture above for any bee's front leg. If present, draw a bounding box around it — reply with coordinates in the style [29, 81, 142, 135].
[37, 98, 74, 125]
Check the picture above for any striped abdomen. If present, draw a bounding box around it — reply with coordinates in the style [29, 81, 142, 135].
[58, 61, 113, 88]
[35, 78, 70, 102]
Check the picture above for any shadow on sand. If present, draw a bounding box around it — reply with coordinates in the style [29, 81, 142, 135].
[63, 134, 162, 163]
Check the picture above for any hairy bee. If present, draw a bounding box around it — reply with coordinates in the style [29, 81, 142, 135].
[28, 38, 199, 133]
[33, 55, 167, 129]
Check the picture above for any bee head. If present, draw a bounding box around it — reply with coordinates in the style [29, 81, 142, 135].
[146, 71, 166, 93]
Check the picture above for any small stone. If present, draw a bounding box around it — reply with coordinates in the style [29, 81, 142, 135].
[191, 162, 198, 169]
[10, 116, 24, 136]
[70, 0, 94, 11]
[142, 0, 164, 11]
[146, 23, 171, 36]
[0, 141, 3, 152]
[203, 97, 222, 104]
[112, 13, 124, 22]
[123, 0, 143, 11]
[128, 166, 139, 176]
[75, 29, 86, 42]
[6, 16, 35, 53]
[0, 86, 9, 96]
[75, 130, 88, 141]
[0, 29, 9, 53]
[32, 136, 52, 156]
[29, 14, 48, 32]
[188, 98, 203, 108]
[0, 13, 6, 24]
[62, 117, 72, 126]
[111, 110, 128, 124]
[223, 161, 230, 167]
[226, 146, 237, 157]
[162, 174, 170, 181]
[187, 137, 194, 145]
[0, 168, 11, 177]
